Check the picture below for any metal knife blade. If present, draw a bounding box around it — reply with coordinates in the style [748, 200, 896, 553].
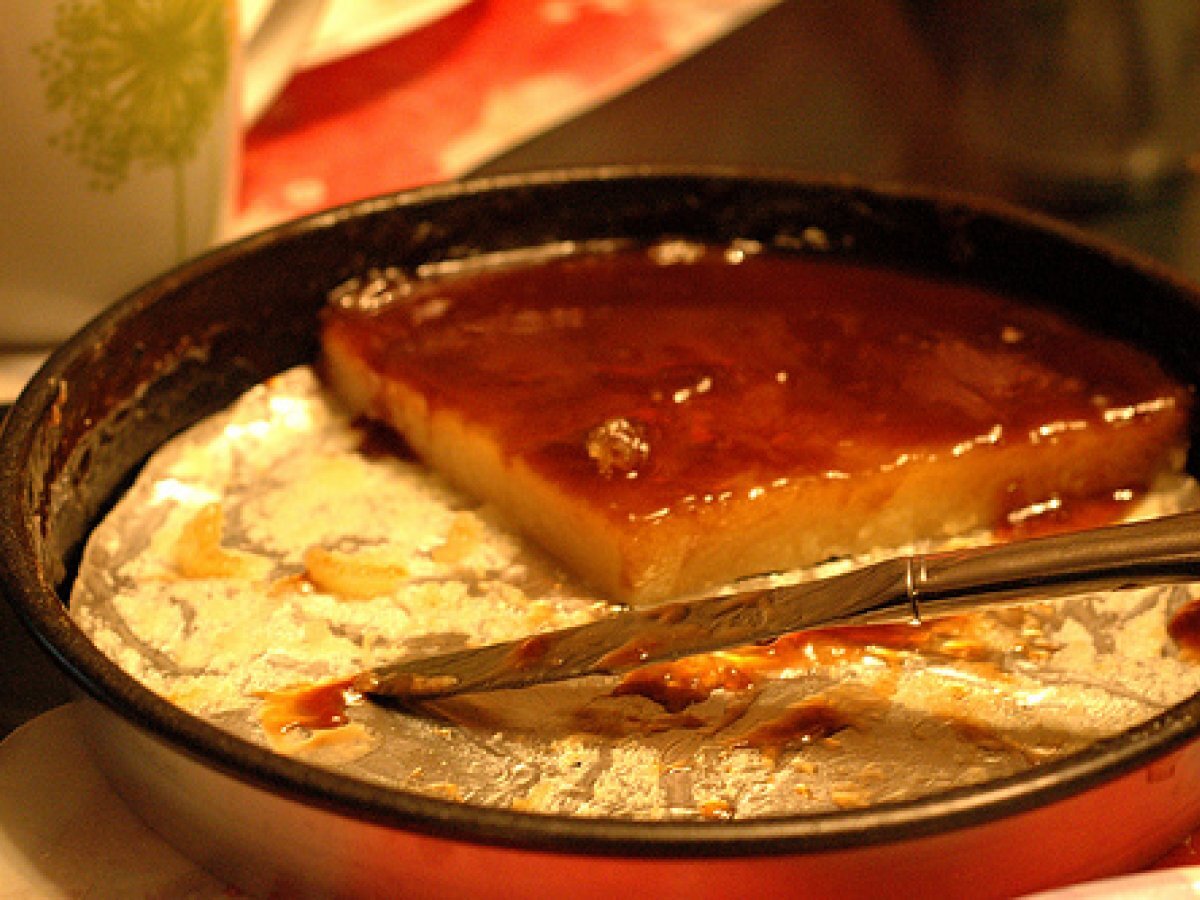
[356, 508, 1200, 702]
[355, 557, 913, 701]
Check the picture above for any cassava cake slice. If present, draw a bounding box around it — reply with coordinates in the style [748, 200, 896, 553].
[320, 243, 1192, 604]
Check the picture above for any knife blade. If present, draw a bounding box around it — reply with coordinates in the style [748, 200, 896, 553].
[356, 508, 1200, 701]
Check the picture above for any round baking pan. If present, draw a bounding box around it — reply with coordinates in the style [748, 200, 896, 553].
[4, 169, 1200, 898]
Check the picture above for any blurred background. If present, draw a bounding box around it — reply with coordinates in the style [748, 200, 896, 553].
[473, 0, 1200, 265]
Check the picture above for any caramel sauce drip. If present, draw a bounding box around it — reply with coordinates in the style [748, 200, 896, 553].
[1169, 597, 1200, 660]
[730, 697, 855, 755]
[323, 246, 1187, 524]
[613, 616, 987, 713]
[698, 799, 734, 821]
[257, 678, 357, 736]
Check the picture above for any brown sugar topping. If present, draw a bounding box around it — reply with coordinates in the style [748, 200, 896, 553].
[323, 246, 1187, 528]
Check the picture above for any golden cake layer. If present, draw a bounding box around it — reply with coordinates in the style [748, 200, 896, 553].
[321, 244, 1191, 603]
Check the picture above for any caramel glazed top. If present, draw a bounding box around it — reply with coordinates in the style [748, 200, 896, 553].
[322, 241, 1190, 526]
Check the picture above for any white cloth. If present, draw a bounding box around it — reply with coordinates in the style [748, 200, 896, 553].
[0, 704, 232, 899]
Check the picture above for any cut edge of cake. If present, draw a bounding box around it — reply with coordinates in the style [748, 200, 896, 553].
[322, 323, 1192, 604]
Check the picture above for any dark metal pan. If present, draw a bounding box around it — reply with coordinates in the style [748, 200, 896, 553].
[5, 169, 1200, 899]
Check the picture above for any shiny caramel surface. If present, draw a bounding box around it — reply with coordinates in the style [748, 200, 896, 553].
[322, 244, 1188, 523]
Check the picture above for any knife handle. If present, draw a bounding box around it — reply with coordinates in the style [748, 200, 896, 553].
[909, 508, 1200, 617]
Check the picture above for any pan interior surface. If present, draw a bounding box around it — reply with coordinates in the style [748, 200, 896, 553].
[70, 360, 1200, 822]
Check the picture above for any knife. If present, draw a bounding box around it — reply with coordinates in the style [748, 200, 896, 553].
[356, 508, 1200, 701]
